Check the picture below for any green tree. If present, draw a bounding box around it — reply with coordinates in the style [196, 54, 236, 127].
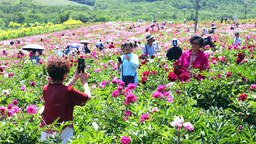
[59, 10, 75, 23]
[14, 12, 25, 23]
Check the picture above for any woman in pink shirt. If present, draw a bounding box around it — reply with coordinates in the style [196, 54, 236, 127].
[179, 36, 210, 80]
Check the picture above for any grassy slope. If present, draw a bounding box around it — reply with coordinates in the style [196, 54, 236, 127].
[32, 0, 93, 9]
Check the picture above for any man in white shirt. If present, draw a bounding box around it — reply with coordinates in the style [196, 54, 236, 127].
[55, 47, 60, 56]
[234, 32, 242, 45]
[154, 41, 160, 53]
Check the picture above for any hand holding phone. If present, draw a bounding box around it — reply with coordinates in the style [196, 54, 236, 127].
[118, 57, 122, 63]
[78, 58, 85, 73]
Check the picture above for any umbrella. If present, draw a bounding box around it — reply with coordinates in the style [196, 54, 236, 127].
[95, 42, 103, 47]
[79, 40, 90, 44]
[22, 44, 44, 51]
[106, 40, 113, 43]
[69, 43, 80, 49]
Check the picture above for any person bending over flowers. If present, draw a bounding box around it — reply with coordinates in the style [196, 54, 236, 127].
[40, 56, 91, 144]
[179, 36, 210, 80]
[117, 42, 139, 86]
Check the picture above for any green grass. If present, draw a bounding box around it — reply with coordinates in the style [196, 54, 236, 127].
[33, 0, 93, 9]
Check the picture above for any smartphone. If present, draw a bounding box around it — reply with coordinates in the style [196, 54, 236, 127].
[78, 58, 85, 73]
[118, 57, 122, 63]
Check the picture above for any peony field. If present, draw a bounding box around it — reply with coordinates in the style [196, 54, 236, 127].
[0, 21, 256, 143]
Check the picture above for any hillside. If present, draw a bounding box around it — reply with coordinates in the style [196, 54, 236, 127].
[0, 0, 255, 29]
[93, 0, 256, 21]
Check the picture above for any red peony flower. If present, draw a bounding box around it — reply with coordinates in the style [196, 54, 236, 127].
[167, 72, 177, 82]
[238, 93, 247, 101]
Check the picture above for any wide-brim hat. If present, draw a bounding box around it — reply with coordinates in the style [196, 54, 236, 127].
[146, 34, 154, 41]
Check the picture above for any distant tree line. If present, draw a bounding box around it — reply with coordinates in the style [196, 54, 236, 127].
[0, 0, 255, 28]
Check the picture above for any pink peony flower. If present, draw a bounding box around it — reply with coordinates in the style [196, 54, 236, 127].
[152, 91, 162, 99]
[7, 104, 13, 109]
[250, 84, 256, 89]
[118, 80, 125, 86]
[0, 106, 6, 113]
[152, 71, 157, 74]
[157, 85, 166, 92]
[167, 96, 173, 103]
[183, 122, 194, 131]
[162, 92, 170, 96]
[170, 115, 184, 129]
[12, 100, 18, 105]
[25, 105, 37, 114]
[117, 86, 123, 92]
[152, 107, 159, 113]
[140, 113, 151, 122]
[123, 117, 129, 120]
[176, 90, 181, 94]
[98, 84, 105, 89]
[167, 72, 177, 82]
[126, 83, 136, 90]
[30, 81, 36, 87]
[91, 84, 97, 89]
[12, 106, 21, 114]
[125, 111, 132, 116]
[93, 68, 101, 73]
[112, 90, 120, 97]
[2, 90, 10, 95]
[112, 77, 119, 84]
[120, 136, 131, 144]
[125, 93, 137, 105]
[7, 109, 15, 117]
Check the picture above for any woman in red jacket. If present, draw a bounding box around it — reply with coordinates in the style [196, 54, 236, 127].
[179, 36, 210, 80]
[40, 57, 91, 143]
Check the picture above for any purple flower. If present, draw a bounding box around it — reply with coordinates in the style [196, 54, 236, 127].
[25, 105, 37, 114]
[183, 122, 194, 131]
[125, 111, 132, 116]
[120, 136, 131, 144]
[21, 87, 26, 91]
[30, 81, 36, 87]
[112, 90, 120, 97]
[12, 100, 18, 105]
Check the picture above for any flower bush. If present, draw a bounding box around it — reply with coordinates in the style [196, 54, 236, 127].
[0, 21, 256, 143]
